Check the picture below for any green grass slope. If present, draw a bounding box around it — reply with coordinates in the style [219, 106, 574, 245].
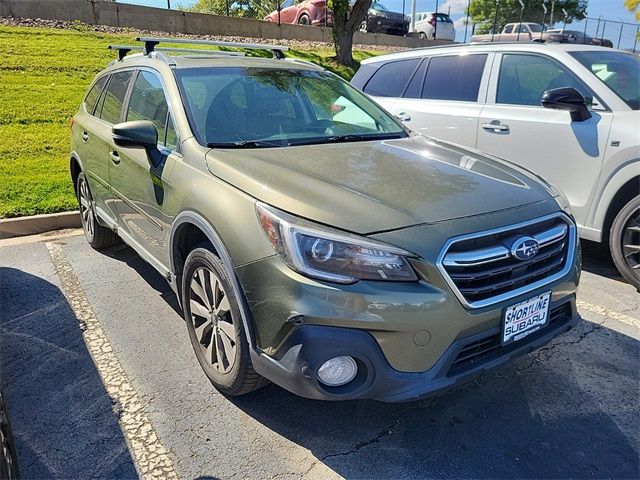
[0, 25, 382, 218]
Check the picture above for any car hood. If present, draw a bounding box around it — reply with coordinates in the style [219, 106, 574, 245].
[205, 135, 553, 234]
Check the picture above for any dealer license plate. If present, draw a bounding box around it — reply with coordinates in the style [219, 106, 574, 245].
[502, 292, 551, 345]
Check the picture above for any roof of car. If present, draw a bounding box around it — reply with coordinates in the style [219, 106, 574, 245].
[360, 41, 617, 64]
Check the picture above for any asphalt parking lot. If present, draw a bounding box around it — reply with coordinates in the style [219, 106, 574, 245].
[0, 231, 638, 479]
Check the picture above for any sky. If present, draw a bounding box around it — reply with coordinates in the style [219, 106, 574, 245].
[121, 0, 639, 50]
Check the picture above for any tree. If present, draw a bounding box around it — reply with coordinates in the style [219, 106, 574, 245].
[468, 0, 587, 33]
[625, 0, 640, 21]
[190, 0, 274, 18]
[329, 0, 372, 67]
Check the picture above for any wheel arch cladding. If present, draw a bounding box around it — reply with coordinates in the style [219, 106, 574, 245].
[604, 176, 640, 242]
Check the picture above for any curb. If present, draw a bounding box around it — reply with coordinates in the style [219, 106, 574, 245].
[0, 211, 81, 239]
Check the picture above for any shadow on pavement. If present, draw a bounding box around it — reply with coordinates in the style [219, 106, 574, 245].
[580, 239, 626, 282]
[0, 267, 138, 479]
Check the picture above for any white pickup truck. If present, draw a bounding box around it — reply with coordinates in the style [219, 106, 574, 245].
[471, 22, 567, 43]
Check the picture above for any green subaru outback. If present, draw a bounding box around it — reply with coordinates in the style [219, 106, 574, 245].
[70, 37, 581, 402]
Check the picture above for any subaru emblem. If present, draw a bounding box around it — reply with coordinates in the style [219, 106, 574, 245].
[511, 237, 540, 261]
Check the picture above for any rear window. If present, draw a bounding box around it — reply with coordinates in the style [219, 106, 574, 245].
[98, 71, 133, 124]
[84, 76, 108, 115]
[422, 54, 487, 102]
[363, 58, 421, 97]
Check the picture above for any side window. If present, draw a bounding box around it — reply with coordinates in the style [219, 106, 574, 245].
[503, 25, 513, 33]
[98, 71, 133, 124]
[84, 76, 108, 115]
[496, 54, 592, 106]
[363, 58, 421, 97]
[422, 54, 487, 102]
[165, 115, 178, 151]
[403, 59, 427, 99]
[127, 71, 169, 146]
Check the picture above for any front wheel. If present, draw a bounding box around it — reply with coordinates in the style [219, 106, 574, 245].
[610, 195, 640, 290]
[182, 247, 268, 395]
[298, 13, 310, 25]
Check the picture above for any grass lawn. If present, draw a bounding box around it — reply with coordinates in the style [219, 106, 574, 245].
[0, 25, 383, 218]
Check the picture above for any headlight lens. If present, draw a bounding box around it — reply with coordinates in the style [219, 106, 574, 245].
[256, 203, 418, 284]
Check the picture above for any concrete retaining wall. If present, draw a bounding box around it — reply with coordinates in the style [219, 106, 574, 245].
[0, 0, 450, 49]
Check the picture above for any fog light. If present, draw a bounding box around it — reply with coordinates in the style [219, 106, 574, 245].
[317, 356, 358, 387]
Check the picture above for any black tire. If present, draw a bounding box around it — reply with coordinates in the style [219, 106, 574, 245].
[610, 195, 640, 291]
[418, 31, 426, 40]
[0, 388, 19, 480]
[182, 247, 268, 395]
[76, 172, 120, 249]
[298, 13, 310, 25]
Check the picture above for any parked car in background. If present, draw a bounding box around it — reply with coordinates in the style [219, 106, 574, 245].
[264, 0, 331, 26]
[352, 43, 640, 289]
[547, 29, 614, 47]
[410, 12, 455, 41]
[70, 37, 581, 402]
[471, 22, 568, 43]
[359, 1, 409, 36]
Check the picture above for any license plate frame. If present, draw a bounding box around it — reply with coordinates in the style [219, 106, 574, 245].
[502, 291, 551, 345]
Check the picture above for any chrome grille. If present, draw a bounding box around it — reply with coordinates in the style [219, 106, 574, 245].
[437, 213, 576, 308]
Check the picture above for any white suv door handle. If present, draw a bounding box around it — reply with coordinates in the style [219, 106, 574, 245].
[395, 112, 411, 122]
[481, 121, 510, 133]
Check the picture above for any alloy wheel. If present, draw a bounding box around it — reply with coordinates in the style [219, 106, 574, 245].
[79, 177, 94, 239]
[622, 207, 640, 273]
[189, 267, 237, 374]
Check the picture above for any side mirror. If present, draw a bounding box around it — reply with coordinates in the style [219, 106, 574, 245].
[112, 120, 158, 149]
[541, 87, 592, 122]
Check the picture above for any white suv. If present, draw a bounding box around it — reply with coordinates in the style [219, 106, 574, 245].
[352, 43, 640, 289]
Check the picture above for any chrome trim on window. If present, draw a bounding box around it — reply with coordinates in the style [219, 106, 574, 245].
[436, 212, 576, 309]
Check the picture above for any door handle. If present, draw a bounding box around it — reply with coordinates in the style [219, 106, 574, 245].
[481, 121, 510, 133]
[81, 131, 89, 142]
[395, 112, 411, 122]
[110, 151, 121, 165]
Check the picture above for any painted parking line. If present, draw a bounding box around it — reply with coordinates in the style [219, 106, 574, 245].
[45, 241, 178, 480]
[577, 299, 640, 329]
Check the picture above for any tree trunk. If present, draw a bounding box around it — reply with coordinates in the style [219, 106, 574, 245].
[333, 24, 356, 67]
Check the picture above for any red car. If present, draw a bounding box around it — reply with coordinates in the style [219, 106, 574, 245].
[264, 0, 332, 26]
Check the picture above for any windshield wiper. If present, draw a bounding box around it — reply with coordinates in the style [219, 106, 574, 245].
[207, 139, 289, 148]
[323, 133, 405, 144]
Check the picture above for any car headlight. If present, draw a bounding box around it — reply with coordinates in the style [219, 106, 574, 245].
[256, 202, 418, 284]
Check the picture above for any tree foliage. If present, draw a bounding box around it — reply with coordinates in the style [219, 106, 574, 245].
[189, 0, 276, 18]
[625, 0, 640, 22]
[468, 0, 588, 33]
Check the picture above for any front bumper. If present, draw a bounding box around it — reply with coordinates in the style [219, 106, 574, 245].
[249, 296, 579, 402]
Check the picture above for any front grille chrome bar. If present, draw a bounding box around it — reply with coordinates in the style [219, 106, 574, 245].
[442, 221, 568, 268]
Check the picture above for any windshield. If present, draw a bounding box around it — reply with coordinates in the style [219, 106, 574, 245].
[371, 2, 389, 11]
[570, 50, 640, 110]
[175, 67, 407, 148]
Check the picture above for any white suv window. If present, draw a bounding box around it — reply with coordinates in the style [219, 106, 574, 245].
[421, 54, 487, 102]
[497, 54, 592, 106]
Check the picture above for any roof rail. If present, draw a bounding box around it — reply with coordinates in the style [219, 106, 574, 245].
[135, 36, 289, 59]
[107, 45, 245, 62]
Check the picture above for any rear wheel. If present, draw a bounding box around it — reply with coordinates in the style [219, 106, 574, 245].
[76, 172, 120, 249]
[610, 195, 640, 290]
[182, 247, 268, 395]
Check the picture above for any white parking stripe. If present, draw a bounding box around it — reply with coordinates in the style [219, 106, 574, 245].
[46, 241, 178, 480]
[577, 299, 640, 329]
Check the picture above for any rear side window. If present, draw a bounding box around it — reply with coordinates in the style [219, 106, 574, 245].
[363, 58, 421, 97]
[403, 60, 427, 99]
[127, 71, 169, 146]
[98, 71, 133, 124]
[84, 76, 108, 115]
[422, 54, 487, 102]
